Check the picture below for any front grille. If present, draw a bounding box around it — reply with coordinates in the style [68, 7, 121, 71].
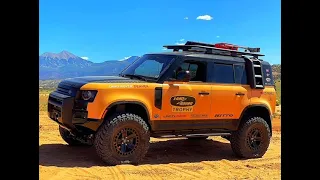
[48, 96, 62, 112]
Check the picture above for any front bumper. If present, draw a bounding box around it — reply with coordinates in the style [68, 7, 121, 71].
[47, 91, 88, 132]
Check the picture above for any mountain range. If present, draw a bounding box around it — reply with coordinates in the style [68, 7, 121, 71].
[39, 51, 281, 103]
[39, 51, 139, 80]
[39, 50, 281, 82]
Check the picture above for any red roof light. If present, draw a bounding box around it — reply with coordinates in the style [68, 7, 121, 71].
[214, 43, 238, 51]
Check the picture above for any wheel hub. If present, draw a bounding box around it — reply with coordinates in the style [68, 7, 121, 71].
[114, 128, 139, 156]
[246, 128, 262, 151]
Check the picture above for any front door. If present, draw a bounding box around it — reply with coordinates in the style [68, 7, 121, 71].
[157, 59, 212, 131]
[159, 82, 212, 129]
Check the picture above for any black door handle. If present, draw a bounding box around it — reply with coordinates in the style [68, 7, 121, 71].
[199, 92, 210, 95]
[236, 92, 245, 96]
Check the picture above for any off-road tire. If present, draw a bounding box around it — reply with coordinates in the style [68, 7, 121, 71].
[59, 126, 84, 146]
[94, 113, 150, 165]
[230, 117, 271, 158]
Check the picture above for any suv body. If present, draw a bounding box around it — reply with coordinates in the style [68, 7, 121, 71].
[47, 41, 276, 165]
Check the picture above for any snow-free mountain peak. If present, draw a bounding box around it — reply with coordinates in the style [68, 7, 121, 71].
[40, 50, 79, 60]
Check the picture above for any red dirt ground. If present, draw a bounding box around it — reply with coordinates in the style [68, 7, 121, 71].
[40, 110, 281, 180]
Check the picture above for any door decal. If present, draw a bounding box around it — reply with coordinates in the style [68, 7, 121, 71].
[170, 96, 196, 112]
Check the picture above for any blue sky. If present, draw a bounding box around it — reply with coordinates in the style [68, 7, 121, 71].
[40, 0, 280, 64]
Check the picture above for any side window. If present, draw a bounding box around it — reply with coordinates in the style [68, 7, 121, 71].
[214, 63, 234, 83]
[188, 64, 198, 79]
[180, 63, 190, 71]
[177, 62, 199, 80]
[234, 64, 248, 84]
[174, 61, 206, 82]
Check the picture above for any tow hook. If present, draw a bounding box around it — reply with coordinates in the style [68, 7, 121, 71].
[64, 127, 94, 145]
[74, 134, 94, 145]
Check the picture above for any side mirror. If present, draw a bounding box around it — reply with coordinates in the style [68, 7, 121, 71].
[176, 70, 191, 82]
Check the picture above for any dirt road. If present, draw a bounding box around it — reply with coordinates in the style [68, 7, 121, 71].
[39, 111, 281, 180]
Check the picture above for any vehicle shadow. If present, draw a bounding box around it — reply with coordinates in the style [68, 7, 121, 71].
[39, 138, 243, 167]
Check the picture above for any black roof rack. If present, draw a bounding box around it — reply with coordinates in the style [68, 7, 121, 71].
[163, 41, 265, 58]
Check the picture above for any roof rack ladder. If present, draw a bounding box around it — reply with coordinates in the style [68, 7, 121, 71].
[245, 58, 265, 89]
[252, 59, 265, 89]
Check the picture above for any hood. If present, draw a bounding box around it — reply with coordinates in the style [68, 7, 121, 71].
[58, 76, 143, 89]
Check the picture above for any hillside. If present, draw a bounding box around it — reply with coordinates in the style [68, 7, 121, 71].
[272, 64, 281, 104]
[39, 79, 61, 90]
[272, 64, 281, 80]
[39, 51, 139, 80]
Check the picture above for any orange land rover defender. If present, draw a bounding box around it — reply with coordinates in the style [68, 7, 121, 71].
[47, 41, 277, 165]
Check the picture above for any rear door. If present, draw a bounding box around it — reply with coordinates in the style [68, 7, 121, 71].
[208, 62, 251, 120]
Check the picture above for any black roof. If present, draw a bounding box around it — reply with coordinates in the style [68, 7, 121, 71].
[145, 51, 271, 65]
[147, 51, 244, 61]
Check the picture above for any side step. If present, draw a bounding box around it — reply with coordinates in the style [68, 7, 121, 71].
[155, 132, 231, 138]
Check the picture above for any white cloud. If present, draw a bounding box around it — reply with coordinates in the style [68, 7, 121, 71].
[184, 17, 189, 20]
[119, 56, 132, 61]
[179, 39, 185, 42]
[162, 48, 168, 51]
[175, 42, 184, 45]
[216, 36, 220, 38]
[196, 15, 213, 21]
[81, 56, 89, 60]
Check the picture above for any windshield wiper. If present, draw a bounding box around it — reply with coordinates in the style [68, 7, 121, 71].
[123, 74, 148, 81]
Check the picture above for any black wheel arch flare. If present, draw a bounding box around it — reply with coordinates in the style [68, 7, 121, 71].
[103, 101, 152, 129]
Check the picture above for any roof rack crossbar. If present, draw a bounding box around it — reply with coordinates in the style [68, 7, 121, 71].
[185, 41, 261, 53]
[185, 41, 216, 47]
[163, 44, 265, 57]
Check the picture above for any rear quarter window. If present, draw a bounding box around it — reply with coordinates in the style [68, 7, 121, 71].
[212, 63, 234, 83]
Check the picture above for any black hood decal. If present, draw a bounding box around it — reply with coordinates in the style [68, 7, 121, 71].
[58, 76, 143, 89]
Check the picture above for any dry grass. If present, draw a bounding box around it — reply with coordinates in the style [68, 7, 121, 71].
[39, 92, 50, 111]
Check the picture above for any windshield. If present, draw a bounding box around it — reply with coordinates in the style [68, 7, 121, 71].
[120, 54, 176, 80]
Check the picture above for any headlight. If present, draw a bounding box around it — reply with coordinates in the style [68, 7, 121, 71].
[80, 90, 97, 102]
